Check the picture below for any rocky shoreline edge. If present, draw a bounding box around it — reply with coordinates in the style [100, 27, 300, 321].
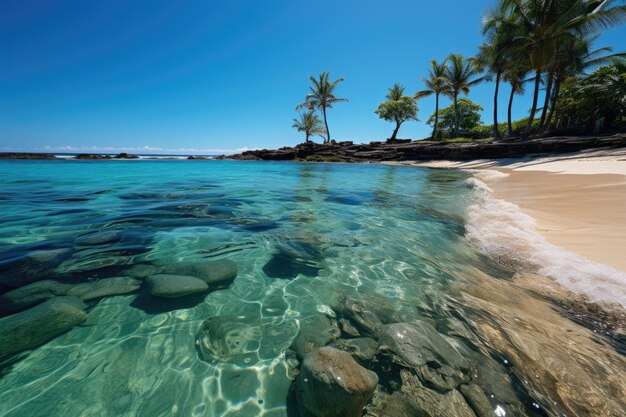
[2, 134, 624, 162]
[221, 133, 626, 162]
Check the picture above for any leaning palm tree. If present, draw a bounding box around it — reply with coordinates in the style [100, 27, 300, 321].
[416, 59, 448, 139]
[443, 53, 485, 137]
[296, 72, 347, 144]
[292, 110, 326, 143]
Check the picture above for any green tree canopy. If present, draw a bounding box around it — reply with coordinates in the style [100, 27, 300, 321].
[427, 98, 483, 136]
[374, 84, 418, 141]
[556, 62, 626, 128]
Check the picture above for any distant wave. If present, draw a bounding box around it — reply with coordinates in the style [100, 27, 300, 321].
[465, 171, 626, 309]
[54, 154, 214, 160]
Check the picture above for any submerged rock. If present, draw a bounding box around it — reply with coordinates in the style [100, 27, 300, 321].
[165, 259, 238, 286]
[263, 239, 324, 279]
[339, 318, 361, 337]
[0, 277, 141, 314]
[296, 347, 378, 417]
[459, 383, 495, 417]
[196, 314, 262, 363]
[341, 299, 384, 338]
[146, 274, 208, 298]
[330, 337, 378, 363]
[0, 296, 87, 358]
[292, 315, 341, 359]
[121, 263, 159, 279]
[365, 370, 475, 417]
[378, 321, 469, 370]
[0, 280, 70, 314]
[67, 277, 141, 300]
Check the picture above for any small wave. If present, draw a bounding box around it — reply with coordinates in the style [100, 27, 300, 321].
[465, 176, 626, 309]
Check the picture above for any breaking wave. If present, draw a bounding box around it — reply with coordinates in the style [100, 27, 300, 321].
[465, 172, 626, 309]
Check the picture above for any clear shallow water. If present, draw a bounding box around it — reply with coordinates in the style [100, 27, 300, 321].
[0, 160, 580, 416]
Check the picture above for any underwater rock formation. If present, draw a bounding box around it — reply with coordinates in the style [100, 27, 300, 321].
[164, 259, 238, 286]
[291, 314, 341, 359]
[145, 274, 208, 298]
[296, 347, 378, 417]
[0, 296, 87, 358]
[0, 277, 141, 315]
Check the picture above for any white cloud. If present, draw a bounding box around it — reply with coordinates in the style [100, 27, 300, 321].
[1, 145, 255, 155]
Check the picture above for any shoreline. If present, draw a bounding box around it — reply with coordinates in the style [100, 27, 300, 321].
[399, 148, 626, 316]
[410, 148, 626, 275]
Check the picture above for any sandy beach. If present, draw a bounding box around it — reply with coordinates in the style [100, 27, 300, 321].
[413, 148, 626, 271]
[388, 147, 626, 310]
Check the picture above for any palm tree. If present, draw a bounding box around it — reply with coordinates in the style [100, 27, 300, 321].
[416, 59, 448, 139]
[296, 72, 347, 144]
[500, 0, 626, 135]
[443, 53, 485, 137]
[542, 34, 625, 132]
[386, 83, 404, 101]
[503, 69, 531, 137]
[292, 110, 326, 143]
[479, 8, 518, 139]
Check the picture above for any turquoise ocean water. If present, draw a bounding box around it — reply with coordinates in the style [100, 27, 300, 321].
[0, 160, 545, 416]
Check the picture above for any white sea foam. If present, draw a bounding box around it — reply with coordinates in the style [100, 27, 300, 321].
[471, 169, 510, 180]
[465, 176, 626, 309]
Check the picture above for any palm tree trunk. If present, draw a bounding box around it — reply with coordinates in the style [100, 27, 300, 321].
[433, 93, 440, 140]
[391, 121, 401, 141]
[493, 72, 501, 139]
[453, 94, 459, 138]
[525, 70, 542, 137]
[507, 84, 515, 138]
[538, 73, 554, 132]
[322, 106, 330, 144]
[305, 132, 310, 143]
[544, 79, 561, 132]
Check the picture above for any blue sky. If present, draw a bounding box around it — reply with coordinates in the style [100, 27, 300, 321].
[1, 0, 625, 154]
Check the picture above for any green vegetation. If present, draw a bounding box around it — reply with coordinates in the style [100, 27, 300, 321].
[292, 111, 326, 143]
[476, 0, 626, 137]
[296, 72, 347, 144]
[293, 1, 625, 144]
[555, 61, 626, 130]
[416, 60, 448, 139]
[374, 84, 419, 141]
[427, 98, 483, 139]
[442, 54, 485, 138]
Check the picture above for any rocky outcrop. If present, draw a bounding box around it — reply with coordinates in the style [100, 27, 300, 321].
[145, 274, 209, 298]
[113, 153, 139, 159]
[222, 133, 626, 162]
[296, 347, 378, 417]
[0, 152, 56, 159]
[75, 154, 112, 159]
[0, 296, 87, 358]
